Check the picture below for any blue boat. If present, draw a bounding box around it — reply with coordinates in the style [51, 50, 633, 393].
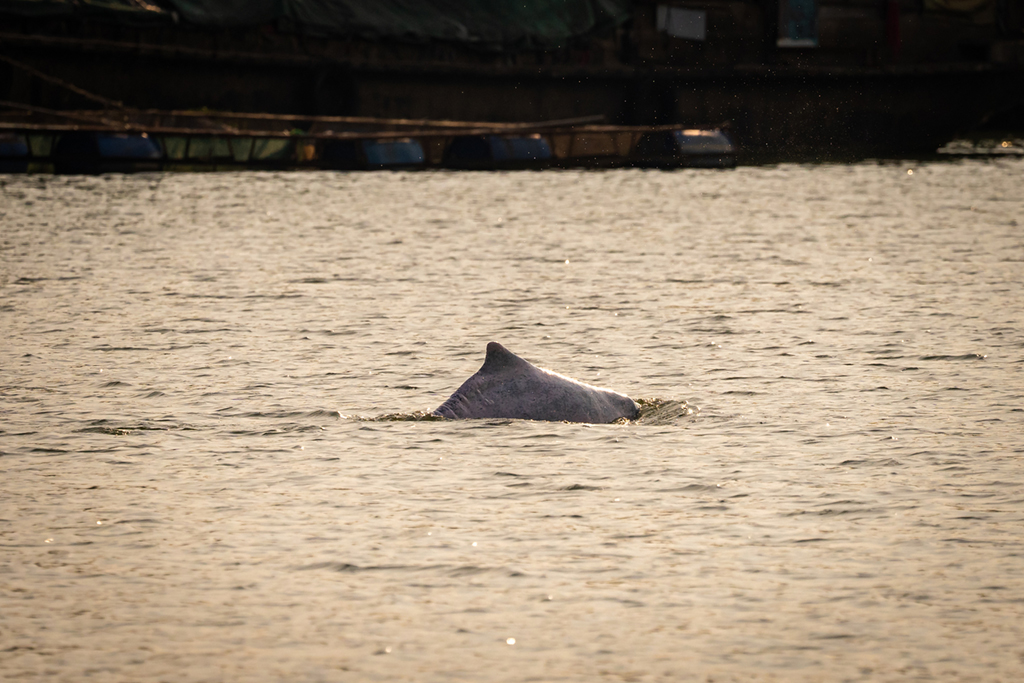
[53, 132, 162, 174]
[630, 129, 735, 168]
[320, 138, 425, 170]
[444, 134, 552, 169]
[0, 133, 30, 173]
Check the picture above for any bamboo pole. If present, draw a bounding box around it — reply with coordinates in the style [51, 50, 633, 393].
[0, 100, 127, 129]
[0, 54, 125, 110]
[0, 118, 707, 140]
[134, 110, 608, 130]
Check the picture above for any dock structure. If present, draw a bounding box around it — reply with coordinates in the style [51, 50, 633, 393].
[0, 101, 737, 172]
[1, 0, 1023, 161]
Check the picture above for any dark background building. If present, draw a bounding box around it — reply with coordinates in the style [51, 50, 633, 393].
[2, 0, 1023, 160]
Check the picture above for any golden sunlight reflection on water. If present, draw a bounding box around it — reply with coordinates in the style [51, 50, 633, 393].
[1, 160, 1023, 681]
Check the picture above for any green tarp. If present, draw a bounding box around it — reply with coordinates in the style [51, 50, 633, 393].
[1, 0, 630, 47]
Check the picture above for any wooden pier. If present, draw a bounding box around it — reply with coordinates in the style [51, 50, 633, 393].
[0, 103, 736, 173]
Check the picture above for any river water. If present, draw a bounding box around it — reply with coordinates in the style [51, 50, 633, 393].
[2, 161, 1023, 682]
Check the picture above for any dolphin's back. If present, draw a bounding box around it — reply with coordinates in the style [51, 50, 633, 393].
[434, 342, 639, 423]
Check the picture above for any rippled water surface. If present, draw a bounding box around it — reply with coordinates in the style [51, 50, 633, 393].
[2, 162, 1023, 682]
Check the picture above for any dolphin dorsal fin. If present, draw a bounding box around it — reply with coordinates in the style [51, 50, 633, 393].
[480, 342, 528, 375]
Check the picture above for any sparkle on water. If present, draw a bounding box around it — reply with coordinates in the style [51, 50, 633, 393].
[1, 160, 1023, 682]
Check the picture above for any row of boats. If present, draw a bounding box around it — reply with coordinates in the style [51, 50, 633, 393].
[0, 109, 735, 173]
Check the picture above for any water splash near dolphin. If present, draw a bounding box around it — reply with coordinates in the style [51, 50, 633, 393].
[433, 342, 640, 424]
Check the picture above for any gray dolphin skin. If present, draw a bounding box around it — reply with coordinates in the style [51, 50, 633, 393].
[433, 342, 640, 423]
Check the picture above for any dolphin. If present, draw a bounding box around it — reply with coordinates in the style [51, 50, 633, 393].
[433, 342, 640, 423]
